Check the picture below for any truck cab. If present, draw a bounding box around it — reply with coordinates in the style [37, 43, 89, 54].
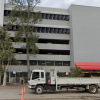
[28, 69, 57, 94]
[28, 69, 46, 89]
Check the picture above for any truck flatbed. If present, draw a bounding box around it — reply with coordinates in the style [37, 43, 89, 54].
[57, 77, 100, 84]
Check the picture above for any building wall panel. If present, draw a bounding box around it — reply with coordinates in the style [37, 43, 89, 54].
[15, 54, 70, 61]
[69, 5, 100, 66]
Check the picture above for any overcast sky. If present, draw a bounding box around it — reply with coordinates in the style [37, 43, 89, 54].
[38, 0, 100, 8]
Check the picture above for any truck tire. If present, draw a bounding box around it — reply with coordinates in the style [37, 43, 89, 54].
[35, 86, 43, 94]
[89, 85, 98, 94]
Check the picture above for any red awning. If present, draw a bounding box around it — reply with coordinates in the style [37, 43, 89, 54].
[75, 62, 100, 70]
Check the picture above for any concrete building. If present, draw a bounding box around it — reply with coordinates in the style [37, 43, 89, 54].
[0, 0, 100, 83]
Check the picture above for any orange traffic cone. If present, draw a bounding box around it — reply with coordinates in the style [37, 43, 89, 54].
[21, 97, 24, 100]
[21, 87, 24, 95]
[25, 98, 27, 100]
[24, 86, 26, 93]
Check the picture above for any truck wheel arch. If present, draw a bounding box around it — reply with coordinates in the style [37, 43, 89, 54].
[89, 85, 98, 94]
[35, 85, 44, 94]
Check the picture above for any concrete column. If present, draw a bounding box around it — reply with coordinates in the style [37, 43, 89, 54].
[9, 72, 11, 83]
[0, 0, 4, 26]
[4, 0, 6, 3]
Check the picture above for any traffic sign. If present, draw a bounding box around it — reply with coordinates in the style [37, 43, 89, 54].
[13, 71, 16, 74]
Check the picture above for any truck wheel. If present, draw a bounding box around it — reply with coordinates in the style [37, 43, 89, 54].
[36, 86, 43, 94]
[89, 85, 98, 94]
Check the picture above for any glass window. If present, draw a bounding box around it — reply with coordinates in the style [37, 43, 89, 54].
[42, 13, 44, 19]
[46, 61, 54, 66]
[46, 14, 48, 19]
[22, 72, 27, 77]
[63, 61, 70, 66]
[55, 61, 62, 66]
[32, 72, 39, 79]
[10, 72, 15, 77]
[51, 14, 54, 20]
[46, 72, 50, 76]
[38, 61, 45, 65]
[30, 61, 37, 65]
[41, 72, 44, 78]
[21, 61, 27, 65]
[10, 72, 27, 77]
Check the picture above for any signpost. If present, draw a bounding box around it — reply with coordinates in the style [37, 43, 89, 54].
[66, 72, 69, 76]
[13, 71, 16, 74]
[13, 71, 16, 84]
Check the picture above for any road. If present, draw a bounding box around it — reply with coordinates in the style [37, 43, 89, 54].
[0, 88, 100, 100]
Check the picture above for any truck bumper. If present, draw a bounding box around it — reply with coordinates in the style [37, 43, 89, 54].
[27, 85, 32, 89]
[27, 85, 36, 89]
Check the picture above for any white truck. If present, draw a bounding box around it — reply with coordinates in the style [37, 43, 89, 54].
[28, 68, 100, 94]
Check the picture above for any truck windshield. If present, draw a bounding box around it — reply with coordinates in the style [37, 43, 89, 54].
[32, 72, 39, 79]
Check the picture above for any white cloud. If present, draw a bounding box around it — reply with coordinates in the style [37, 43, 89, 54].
[38, 0, 100, 8]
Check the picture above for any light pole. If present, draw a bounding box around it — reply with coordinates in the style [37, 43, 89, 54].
[9, 60, 11, 83]
[19, 61, 21, 81]
[18, 61, 22, 82]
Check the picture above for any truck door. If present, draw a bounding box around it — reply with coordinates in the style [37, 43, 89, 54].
[31, 72, 40, 85]
[40, 72, 45, 83]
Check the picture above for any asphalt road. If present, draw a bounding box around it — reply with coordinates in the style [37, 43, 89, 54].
[0, 88, 100, 100]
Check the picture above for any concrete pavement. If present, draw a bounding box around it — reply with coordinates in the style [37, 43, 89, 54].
[0, 87, 100, 100]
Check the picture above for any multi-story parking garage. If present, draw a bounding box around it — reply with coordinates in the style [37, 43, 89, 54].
[1, 0, 100, 83]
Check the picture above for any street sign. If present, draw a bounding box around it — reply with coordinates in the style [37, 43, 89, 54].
[66, 72, 69, 75]
[13, 71, 16, 74]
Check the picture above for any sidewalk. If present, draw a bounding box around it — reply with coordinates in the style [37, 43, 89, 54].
[0, 83, 27, 88]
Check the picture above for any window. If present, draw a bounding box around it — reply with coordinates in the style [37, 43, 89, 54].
[4, 10, 11, 16]
[30, 61, 37, 65]
[5, 25, 70, 34]
[63, 61, 70, 66]
[10, 72, 27, 77]
[55, 61, 62, 66]
[46, 61, 54, 66]
[41, 72, 44, 78]
[21, 61, 27, 65]
[38, 61, 45, 65]
[32, 72, 39, 79]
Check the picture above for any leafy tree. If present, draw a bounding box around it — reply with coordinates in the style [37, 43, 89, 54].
[11, 58, 19, 65]
[70, 66, 84, 77]
[7, 0, 42, 78]
[0, 26, 16, 86]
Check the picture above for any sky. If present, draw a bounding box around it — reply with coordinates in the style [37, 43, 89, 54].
[38, 0, 100, 9]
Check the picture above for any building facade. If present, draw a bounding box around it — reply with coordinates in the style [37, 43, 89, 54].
[0, 1, 100, 82]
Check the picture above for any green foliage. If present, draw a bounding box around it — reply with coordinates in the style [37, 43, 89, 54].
[0, 67, 4, 76]
[70, 66, 84, 77]
[0, 26, 16, 85]
[0, 26, 15, 63]
[7, 0, 42, 54]
[11, 58, 19, 65]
